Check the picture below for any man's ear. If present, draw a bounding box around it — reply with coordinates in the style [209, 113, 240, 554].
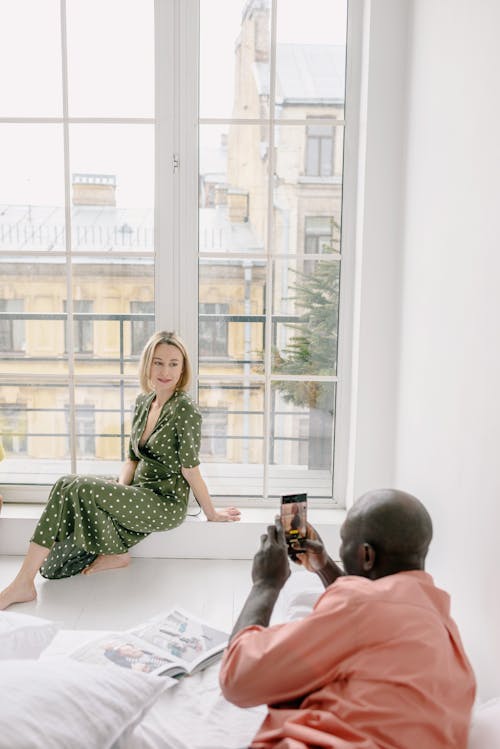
[361, 543, 375, 572]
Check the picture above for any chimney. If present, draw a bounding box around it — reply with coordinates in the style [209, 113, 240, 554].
[72, 174, 116, 207]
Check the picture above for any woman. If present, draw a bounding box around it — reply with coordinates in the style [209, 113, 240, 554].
[0, 331, 240, 610]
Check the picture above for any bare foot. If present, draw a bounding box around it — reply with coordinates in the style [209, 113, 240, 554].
[0, 580, 37, 610]
[82, 553, 131, 575]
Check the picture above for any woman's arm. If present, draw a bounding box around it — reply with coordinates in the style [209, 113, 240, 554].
[118, 459, 138, 486]
[181, 465, 240, 522]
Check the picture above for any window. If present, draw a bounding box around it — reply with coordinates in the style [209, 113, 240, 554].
[65, 404, 95, 458]
[1, 0, 352, 503]
[130, 301, 154, 356]
[199, 0, 347, 498]
[64, 300, 93, 354]
[305, 122, 335, 177]
[200, 407, 228, 458]
[0, 403, 27, 453]
[199, 303, 229, 358]
[0, 299, 25, 352]
[304, 216, 336, 273]
[305, 216, 335, 254]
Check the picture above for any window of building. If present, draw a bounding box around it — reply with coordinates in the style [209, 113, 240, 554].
[305, 122, 335, 177]
[0, 403, 27, 454]
[200, 407, 228, 458]
[64, 300, 94, 354]
[130, 301, 155, 356]
[65, 404, 96, 458]
[1, 0, 353, 504]
[304, 216, 336, 273]
[0, 299, 25, 352]
[199, 303, 229, 358]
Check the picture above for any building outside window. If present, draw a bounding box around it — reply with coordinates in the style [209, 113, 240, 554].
[0, 299, 25, 352]
[0, 0, 351, 503]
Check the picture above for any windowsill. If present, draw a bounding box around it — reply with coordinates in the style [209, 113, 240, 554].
[0, 503, 345, 560]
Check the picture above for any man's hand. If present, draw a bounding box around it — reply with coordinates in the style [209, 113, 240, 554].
[292, 522, 344, 588]
[252, 518, 290, 590]
[291, 522, 329, 573]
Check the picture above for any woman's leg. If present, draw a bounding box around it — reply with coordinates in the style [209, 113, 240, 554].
[0, 542, 51, 610]
[0, 474, 78, 608]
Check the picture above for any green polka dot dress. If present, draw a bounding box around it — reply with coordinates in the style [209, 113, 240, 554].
[34, 390, 202, 579]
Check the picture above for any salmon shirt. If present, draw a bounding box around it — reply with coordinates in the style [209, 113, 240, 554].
[220, 571, 476, 749]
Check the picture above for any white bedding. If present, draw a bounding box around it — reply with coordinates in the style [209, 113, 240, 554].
[42, 628, 265, 749]
[39, 572, 322, 749]
[24, 573, 500, 749]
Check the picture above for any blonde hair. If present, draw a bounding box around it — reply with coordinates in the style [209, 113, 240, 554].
[139, 331, 192, 393]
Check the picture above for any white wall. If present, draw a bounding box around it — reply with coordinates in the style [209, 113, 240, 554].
[395, 0, 500, 700]
[348, 0, 410, 501]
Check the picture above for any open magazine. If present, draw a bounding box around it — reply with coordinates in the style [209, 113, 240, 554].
[70, 607, 229, 678]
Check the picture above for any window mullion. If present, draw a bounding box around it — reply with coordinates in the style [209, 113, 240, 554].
[154, 0, 177, 335]
[177, 0, 199, 374]
[60, 0, 77, 473]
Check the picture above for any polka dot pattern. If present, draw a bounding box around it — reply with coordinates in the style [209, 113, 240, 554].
[32, 390, 202, 579]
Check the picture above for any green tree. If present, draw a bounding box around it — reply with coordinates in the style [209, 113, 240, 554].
[273, 250, 340, 469]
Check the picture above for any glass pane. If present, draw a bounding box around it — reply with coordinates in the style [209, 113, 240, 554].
[200, 0, 270, 120]
[70, 125, 154, 252]
[269, 382, 335, 497]
[275, 0, 347, 120]
[0, 1, 62, 117]
[199, 124, 268, 255]
[74, 383, 138, 472]
[67, 0, 154, 117]
[0, 125, 65, 252]
[198, 382, 264, 495]
[0, 384, 72, 483]
[272, 257, 339, 377]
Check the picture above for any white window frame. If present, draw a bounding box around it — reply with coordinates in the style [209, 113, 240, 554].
[169, 0, 362, 507]
[1, 0, 363, 507]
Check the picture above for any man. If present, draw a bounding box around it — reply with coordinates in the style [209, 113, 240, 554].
[219, 489, 476, 749]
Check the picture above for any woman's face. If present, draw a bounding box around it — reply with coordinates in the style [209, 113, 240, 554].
[150, 342, 184, 397]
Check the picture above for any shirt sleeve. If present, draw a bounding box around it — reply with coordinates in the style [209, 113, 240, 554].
[219, 586, 362, 708]
[176, 397, 202, 468]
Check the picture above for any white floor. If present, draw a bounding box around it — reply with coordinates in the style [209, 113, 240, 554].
[0, 555, 254, 632]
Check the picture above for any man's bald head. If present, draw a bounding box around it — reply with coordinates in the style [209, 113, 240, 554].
[340, 489, 433, 578]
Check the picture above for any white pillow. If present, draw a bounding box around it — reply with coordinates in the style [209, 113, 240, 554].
[0, 610, 58, 659]
[0, 656, 170, 749]
[468, 698, 500, 749]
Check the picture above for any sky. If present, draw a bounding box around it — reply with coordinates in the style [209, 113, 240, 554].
[0, 0, 347, 209]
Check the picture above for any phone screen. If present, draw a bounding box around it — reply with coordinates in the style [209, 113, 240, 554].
[281, 493, 307, 547]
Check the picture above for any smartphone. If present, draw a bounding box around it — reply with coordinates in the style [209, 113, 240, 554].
[280, 493, 308, 550]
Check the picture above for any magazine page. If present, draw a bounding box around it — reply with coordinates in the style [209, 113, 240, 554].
[70, 632, 181, 680]
[129, 607, 229, 674]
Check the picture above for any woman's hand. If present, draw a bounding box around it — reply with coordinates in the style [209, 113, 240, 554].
[207, 507, 241, 522]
